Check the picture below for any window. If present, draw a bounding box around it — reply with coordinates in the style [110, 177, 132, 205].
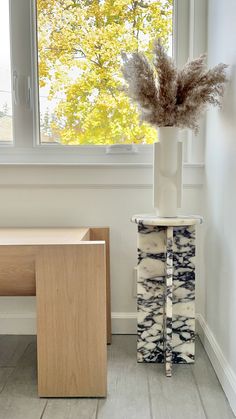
[0, 0, 201, 164]
[37, 0, 173, 146]
[0, 0, 13, 144]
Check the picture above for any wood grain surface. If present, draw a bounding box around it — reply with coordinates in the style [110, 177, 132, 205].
[36, 243, 107, 397]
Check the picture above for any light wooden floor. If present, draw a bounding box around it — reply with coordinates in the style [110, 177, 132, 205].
[0, 335, 234, 419]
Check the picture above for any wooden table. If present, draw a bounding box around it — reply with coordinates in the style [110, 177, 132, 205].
[0, 227, 111, 397]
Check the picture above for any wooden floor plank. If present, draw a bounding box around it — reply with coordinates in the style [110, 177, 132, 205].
[192, 338, 235, 419]
[0, 368, 14, 392]
[0, 335, 33, 367]
[147, 362, 206, 419]
[42, 399, 98, 419]
[0, 342, 47, 419]
[97, 335, 151, 419]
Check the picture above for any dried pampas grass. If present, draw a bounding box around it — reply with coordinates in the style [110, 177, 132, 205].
[121, 40, 228, 132]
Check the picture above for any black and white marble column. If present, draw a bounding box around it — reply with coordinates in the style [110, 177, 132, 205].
[132, 215, 202, 376]
[164, 226, 173, 377]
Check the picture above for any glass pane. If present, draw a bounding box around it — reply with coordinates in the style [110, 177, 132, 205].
[37, 0, 173, 145]
[0, 0, 13, 143]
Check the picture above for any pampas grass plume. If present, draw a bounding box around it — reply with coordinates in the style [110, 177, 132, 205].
[121, 39, 228, 133]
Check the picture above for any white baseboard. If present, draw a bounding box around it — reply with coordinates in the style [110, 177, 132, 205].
[111, 312, 136, 334]
[0, 312, 36, 335]
[0, 312, 137, 335]
[197, 313, 236, 416]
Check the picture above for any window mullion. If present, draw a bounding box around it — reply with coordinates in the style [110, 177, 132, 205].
[10, 0, 33, 148]
[173, 0, 190, 69]
[187, 0, 207, 164]
[174, 0, 207, 164]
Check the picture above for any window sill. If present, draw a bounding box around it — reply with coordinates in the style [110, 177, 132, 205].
[0, 144, 154, 165]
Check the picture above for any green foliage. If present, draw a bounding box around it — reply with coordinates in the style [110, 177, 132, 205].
[0, 102, 9, 117]
[37, 0, 173, 144]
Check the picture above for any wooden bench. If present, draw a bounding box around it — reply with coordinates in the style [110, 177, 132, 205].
[0, 227, 111, 397]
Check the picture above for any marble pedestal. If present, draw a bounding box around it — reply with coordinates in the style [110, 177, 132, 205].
[131, 215, 202, 377]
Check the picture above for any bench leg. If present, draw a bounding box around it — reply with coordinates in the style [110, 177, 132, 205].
[89, 228, 111, 344]
[36, 243, 107, 397]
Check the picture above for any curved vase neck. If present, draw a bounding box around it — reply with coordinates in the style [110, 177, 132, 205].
[157, 127, 179, 144]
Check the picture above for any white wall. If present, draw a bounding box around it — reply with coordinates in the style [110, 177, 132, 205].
[198, 0, 236, 414]
[0, 163, 203, 334]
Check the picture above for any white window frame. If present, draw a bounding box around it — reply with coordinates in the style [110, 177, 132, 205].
[0, 0, 207, 164]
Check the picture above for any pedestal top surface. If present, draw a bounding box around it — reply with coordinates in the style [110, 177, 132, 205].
[131, 214, 203, 226]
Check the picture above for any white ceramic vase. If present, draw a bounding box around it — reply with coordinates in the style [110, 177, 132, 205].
[153, 127, 183, 217]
